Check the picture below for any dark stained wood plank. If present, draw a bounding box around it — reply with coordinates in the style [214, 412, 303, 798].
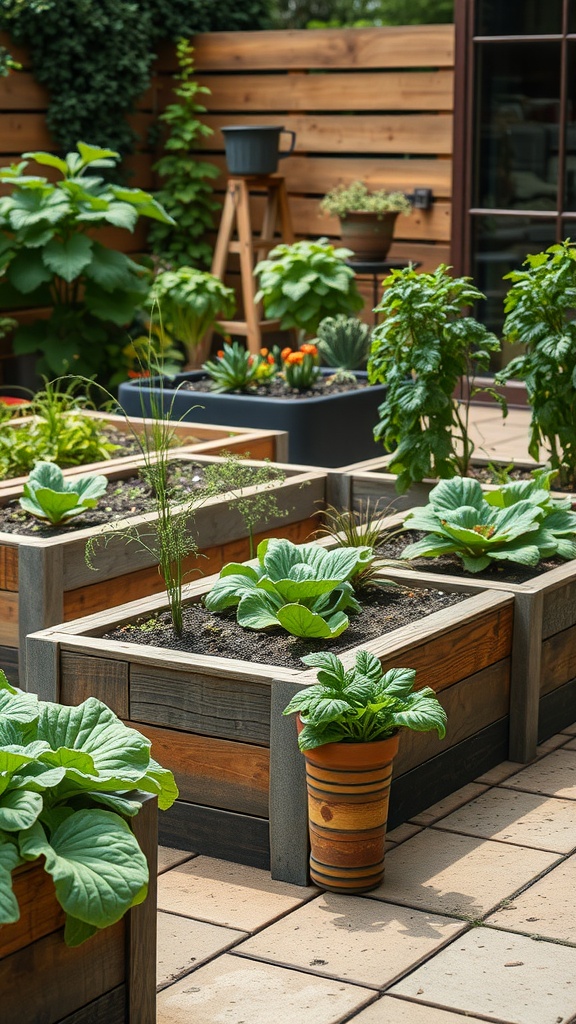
[159, 800, 270, 869]
[0, 71, 48, 109]
[541, 575, 576, 639]
[132, 721, 269, 816]
[538, 677, 576, 743]
[0, 862, 63, 958]
[541, 622, 576, 695]
[129, 665, 271, 744]
[58, 987, 127, 1024]
[0, 112, 52, 151]
[60, 652, 129, 718]
[0, 643, 18, 685]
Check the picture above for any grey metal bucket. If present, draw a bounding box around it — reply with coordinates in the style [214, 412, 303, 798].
[222, 125, 296, 175]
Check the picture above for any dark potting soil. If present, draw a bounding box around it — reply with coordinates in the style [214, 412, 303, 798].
[378, 529, 566, 584]
[104, 583, 466, 671]
[376, 464, 575, 494]
[0, 461, 210, 539]
[175, 374, 372, 401]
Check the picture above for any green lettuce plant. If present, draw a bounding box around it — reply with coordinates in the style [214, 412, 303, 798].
[283, 650, 447, 750]
[402, 474, 576, 572]
[367, 264, 506, 493]
[0, 671, 177, 947]
[254, 237, 363, 341]
[19, 462, 108, 525]
[0, 143, 174, 380]
[204, 537, 373, 639]
[147, 266, 236, 368]
[496, 240, 576, 489]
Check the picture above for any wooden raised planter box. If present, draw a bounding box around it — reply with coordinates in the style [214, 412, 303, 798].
[0, 793, 157, 1024]
[24, 572, 514, 885]
[322, 509, 576, 763]
[0, 453, 328, 685]
[0, 409, 288, 495]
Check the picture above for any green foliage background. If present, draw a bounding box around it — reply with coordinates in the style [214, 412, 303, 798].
[269, 0, 453, 28]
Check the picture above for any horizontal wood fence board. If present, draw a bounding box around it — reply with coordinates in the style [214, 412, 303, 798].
[0, 71, 48, 109]
[132, 720, 269, 816]
[393, 656, 510, 775]
[0, 112, 52, 151]
[178, 26, 455, 72]
[1, 919, 125, 1024]
[194, 69, 454, 113]
[541, 573, 576, 638]
[541, 623, 576, 695]
[201, 112, 453, 157]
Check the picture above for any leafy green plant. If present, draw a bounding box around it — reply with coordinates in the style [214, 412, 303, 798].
[496, 240, 576, 489]
[368, 264, 506, 493]
[0, 670, 177, 946]
[203, 340, 267, 393]
[402, 474, 576, 572]
[254, 237, 363, 341]
[148, 39, 220, 270]
[0, 143, 173, 380]
[315, 314, 372, 370]
[281, 342, 322, 388]
[19, 461, 108, 525]
[320, 181, 412, 218]
[0, 378, 120, 481]
[314, 498, 402, 588]
[283, 649, 447, 750]
[204, 537, 373, 639]
[202, 455, 289, 559]
[147, 266, 236, 368]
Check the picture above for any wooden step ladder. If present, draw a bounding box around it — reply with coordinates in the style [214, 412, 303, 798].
[211, 175, 294, 354]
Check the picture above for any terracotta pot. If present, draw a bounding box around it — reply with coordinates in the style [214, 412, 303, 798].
[297, 718, 399, 893]
[339, 210, 399, 261]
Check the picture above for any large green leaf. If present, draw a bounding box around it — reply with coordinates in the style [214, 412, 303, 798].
[428, 477, 485, 510]
[8, 250, 52, 294]
[84, 243, 142, 292]
[42, 235, 93, 283]
[236, 592, 282, 630]
[19, 810, 148, 930]
[276, 605, 349, 638]
[204, 571, 260, 612]
[0, 834, 22, 924]
[391, 688, 447, 738]
[0, 789, 43, 831]
[0, 677, 39, 723]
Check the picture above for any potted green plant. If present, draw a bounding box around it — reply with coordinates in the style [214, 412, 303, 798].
[282, 649, 446, 893]
[496, 239, 576, 491]
[320, 180, 412, 261]
[147, 266, 236, 369]
[0, 670, 177, 1022]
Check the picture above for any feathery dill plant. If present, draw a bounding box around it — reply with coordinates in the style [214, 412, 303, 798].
[202, 454, 289, 559]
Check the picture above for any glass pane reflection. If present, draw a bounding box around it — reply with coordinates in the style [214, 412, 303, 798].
[474, 42, 560, 209]
[476, 0, 562, 36]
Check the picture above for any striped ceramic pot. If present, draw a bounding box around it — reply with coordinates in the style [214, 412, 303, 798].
[299, 724, 400, 894]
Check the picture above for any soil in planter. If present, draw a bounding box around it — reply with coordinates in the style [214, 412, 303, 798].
[104, 583, 466, 672]
[0, 461, 225, 539]
[378, 529, 567, 584]
[376, 464, 575, 494]
[175, 375, 373, 401]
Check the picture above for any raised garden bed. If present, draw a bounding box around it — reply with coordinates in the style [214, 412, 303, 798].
[0, 409, 288, 494]
[24, 571, 514, 884]
[0, 453, 328, 685]
[118, 370, 387, 466]
[0, 793, 157, 1024]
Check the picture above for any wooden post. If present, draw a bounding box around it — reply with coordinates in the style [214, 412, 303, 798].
[269, 678, 309, 885]
[508, 590, 543, 762]
[18, 545, 64, 689]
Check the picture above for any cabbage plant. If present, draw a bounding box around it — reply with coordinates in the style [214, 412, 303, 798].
[204, 537, 373, 639]
[402, 474, 576, 572]
[0, 672, 177, 946]
[19, 461, 108, 525]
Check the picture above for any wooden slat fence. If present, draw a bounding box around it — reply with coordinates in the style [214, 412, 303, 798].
[0, 25, 455, 378]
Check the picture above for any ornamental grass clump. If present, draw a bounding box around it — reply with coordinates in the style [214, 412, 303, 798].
[283, 650, 446, 750]
[496, 240, 576, 489]
[204, 537, 374, 639]
[368, 264, 506, 493]
[402, 473, 576, 573]
[0, 671, 177, 947]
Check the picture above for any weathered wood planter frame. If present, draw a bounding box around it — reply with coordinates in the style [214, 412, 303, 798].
[0, 453, 327, 685]
[0, 409, 288, 495]
[25, 572, 514, 885]
[0, 793, 157, 1024]
[321, 508, 576, 763]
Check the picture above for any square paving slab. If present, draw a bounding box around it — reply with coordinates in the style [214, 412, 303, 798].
[235, 892, 465, 989]
[351, 996, 489, 1022]
[157, 911, 246, 990]
[157, 855, 317, 931]
[370, 829, 559, 918]
[158, 846, 196, 874]
[156, 953, 376, 1024]
[503, 749, 576, 799]
[433, 787, 576, 852]
[486, 850, 576, 943]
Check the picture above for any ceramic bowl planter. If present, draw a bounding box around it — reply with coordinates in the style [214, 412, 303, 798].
[0, 453, 326, 685]
[23, 569, 514, 883]
[118, 371, 387, 466]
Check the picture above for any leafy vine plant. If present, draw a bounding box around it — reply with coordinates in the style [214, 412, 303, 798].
[367, 264, 507, 494]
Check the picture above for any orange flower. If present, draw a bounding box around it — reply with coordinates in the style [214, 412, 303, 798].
[248, 355, 254, 365]
[217, 349, 225, 358]
[260, 347, 269, 356]
[127, 369, 151, 379]
[280, 347, 293, 362]
[300, 343, 318, 357]
[267, 353, 275, 364]
[286, 351, 304, 365]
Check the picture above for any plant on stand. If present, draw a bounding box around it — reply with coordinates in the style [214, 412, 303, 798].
[283, 649, 446, 892]
[496, 239, 576, 490]
[320, 180, 412, 261]
[368, 264, 506, 493]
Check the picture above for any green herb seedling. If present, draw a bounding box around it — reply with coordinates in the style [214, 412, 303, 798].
[19, 461, 108, 525]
